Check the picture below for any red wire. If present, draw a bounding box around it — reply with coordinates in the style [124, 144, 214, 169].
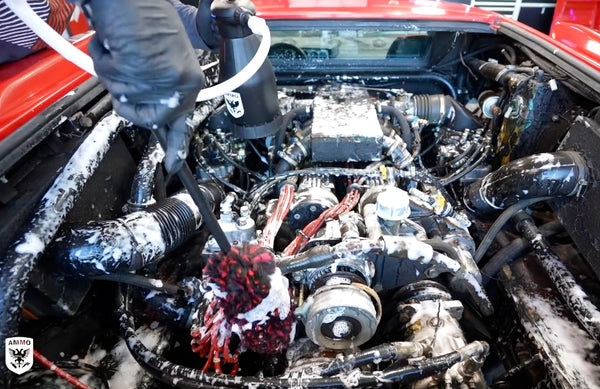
[283, 189, 360, 256]
[33, 349, 93, 389]
[260, 184, 295, 248]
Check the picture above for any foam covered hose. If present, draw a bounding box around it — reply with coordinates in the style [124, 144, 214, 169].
[0, 114, 124, 384]
[464, 151, 589, 214]
[128, 137, 165, 211]
[49, 186, 221, 276]
[516, 213, 600, 344]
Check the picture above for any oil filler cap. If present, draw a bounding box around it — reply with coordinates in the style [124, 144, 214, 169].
[376, 187, 410, 221]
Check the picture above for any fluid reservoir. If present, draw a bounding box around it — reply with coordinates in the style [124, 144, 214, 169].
[213, 0, 282, 139]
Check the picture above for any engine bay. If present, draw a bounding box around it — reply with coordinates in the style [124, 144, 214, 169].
[2, 25, 600, 389]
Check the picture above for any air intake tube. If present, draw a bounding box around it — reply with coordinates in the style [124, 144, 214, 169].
[412, 94, 482, 131]
[49, 185, 222, 276]
[464, 151, 588, 214]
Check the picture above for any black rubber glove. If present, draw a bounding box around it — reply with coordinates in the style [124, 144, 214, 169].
[84, 0, 205, 172]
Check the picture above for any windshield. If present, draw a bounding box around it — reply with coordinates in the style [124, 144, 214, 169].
[269, 29, 433, 61]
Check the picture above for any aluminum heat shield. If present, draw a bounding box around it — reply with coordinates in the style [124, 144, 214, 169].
[311, 86, 383, 162]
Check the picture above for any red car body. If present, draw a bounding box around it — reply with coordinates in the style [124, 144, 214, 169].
[1, 0, 599, 142]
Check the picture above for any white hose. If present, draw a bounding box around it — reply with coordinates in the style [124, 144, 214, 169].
[196, 16, 271, 101]
[196, 16, 270, 101]
[4, 0, 96, 76]
[4, 0, 271, 101]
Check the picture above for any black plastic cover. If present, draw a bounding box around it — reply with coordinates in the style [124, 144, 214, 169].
[553, 116, 600, 280]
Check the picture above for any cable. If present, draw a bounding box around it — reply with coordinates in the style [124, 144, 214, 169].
[193, 149, 246, 196]
[208, 134, 266, 181]
[439, 142, 491, 186]
[429, 144, 476, 172]
[247, 168, 382, 213]
[33, 349, 93, 389]
[282, 189, 360, 255]
[93, 273, 181, 295]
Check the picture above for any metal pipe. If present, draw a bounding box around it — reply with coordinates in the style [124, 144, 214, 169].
[318, 342, 427, 376]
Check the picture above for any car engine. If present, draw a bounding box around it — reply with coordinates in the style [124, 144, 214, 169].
[2, 25, 600, 389]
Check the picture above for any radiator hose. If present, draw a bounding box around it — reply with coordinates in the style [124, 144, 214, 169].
[49, 185, 221, 276]
[464, 151, 588, 214]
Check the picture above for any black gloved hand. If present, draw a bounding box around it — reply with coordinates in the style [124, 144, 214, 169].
[196, 0, 221, 50]
[84, 0, 205, 172]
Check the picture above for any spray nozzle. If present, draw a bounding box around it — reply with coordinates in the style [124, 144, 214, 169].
[211, 0, 256, 27]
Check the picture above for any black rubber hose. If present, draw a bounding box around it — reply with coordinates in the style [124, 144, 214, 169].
[481, 220, 563, 284]
[380, 106, 413, 151]
[274, 106, 312, 155]
[473, 197, 553, 263]
[118, 301, 488, 389]
[274, 129, 311, 174]
[423, 239, 462, 263]
[318, 342, 425, 377]
[515, 213, 600, 344]
[49, 186, 221, 276]
[412, 94, 482, 131]
[84, 93, 113, 124]
[128, 136, 163, 211]
[466, 58, 530, 85]
[464, 151, 589, 214]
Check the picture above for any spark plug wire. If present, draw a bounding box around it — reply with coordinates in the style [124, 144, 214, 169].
[260, 184, 295, 248]
[283, 189, 360, 256]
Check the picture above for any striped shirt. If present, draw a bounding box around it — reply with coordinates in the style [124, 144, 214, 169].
[0, 0, 75, 64]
